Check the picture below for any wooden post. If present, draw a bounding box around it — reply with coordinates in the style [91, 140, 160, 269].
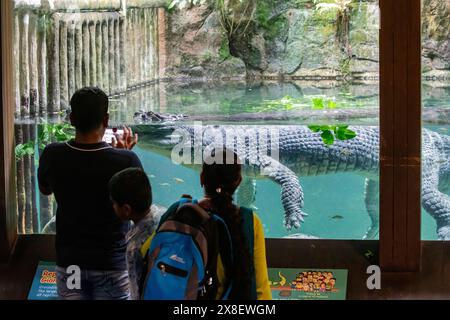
[95, 21, 103, 90]
[119, 14, 126, 92]
[114, 19, 120, 94]
[67, 21, 76, 99]
[14, 126, 25, 234]
[379, 0, 422, 271]
[89, 21, 97, 86]
[47, 15, 60, 115]
[19, 12, 30, 116]
[59, 19, 69, 110]
[1, 0, 18, 261]
[38, 14, 48, 116]
[82, 21, 90, 87]
[75, 21, 83, 91]
[101, 20, 109, 94]
[29, 14, 39, 116]
[13, 14, 20, 117]
[108, 18, 115, 93]
[157, 7, 166, 79]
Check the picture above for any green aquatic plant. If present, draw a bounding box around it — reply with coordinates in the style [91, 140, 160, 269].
[251, 95, 348, 113]
[312, 97, 325, 110]
[15, 123, 74, 160]
[312, 97, 338, 110]
[308, 125, 357, 146]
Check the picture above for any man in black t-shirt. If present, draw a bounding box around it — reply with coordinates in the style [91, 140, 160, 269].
[38, 87, 141, 300]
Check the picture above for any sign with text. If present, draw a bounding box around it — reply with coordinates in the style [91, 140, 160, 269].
[28, 261, 58, 300]
[269, 268, 348, 300]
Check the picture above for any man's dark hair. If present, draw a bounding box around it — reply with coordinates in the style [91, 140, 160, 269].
[70, 87, 109, 133]
[109, 168, 152, 214]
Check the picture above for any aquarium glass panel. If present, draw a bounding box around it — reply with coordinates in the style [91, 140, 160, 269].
[13, 0, 383, 240]
[421, 0, 450, 240]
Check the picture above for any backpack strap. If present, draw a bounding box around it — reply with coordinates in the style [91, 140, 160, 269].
[211, 214, 234, 300]
[156, 195, 195, 230]
[239, 206, 257, 300]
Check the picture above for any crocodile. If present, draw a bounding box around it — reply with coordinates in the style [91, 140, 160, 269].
[133, 122, 450, 240]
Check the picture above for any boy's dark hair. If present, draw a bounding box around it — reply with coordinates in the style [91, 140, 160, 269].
[70, 87, 109, 133]
[109, 168, 152, 214]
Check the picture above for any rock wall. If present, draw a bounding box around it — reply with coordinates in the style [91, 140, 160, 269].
[163, 4, 246, 80]
[422, 0, 450, 81]
[164, 0, 449, 82]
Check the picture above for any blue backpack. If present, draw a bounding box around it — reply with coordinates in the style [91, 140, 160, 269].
[141, 196, 239, 300]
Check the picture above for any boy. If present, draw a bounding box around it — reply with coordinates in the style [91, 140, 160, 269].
[38, 87, 140, 300]
[109, 168, 163, 300]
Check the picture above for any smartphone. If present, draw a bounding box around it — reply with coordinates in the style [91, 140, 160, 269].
[103, 128, 124, 144]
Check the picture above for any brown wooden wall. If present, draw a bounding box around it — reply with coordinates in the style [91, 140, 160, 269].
[0, 0, 18, 261]
[379, 0, 422, 271]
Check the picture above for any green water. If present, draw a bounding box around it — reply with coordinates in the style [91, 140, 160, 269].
[132, 139, 438, 240]
[122, 82, 447, 240]
[23, 81, 450, 239]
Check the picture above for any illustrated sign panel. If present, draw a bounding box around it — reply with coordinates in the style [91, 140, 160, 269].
[269, 268, 348, 300]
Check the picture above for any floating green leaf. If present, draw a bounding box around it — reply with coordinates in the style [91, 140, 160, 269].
[312, 97, 325, 110]
[327, 100, 337, 109]
[308, 124, 357, 146]
[321, 130, 335, 145]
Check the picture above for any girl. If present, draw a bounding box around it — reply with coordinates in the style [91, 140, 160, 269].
[198, 148, 272, 300]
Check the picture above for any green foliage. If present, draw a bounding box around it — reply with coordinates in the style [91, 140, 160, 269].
[15, 142, 35, 161]
[255, 0, 272, 29]
[219, 37, 231, 61]
[312, 97, 325, 109]
[15, 123, 74, 161]
[308, 125, 357, 145]
[246, 94, 371, 113]
[254, 1, 288, 40]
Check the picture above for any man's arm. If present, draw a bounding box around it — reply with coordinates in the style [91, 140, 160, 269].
[37, 148, 53, 196]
